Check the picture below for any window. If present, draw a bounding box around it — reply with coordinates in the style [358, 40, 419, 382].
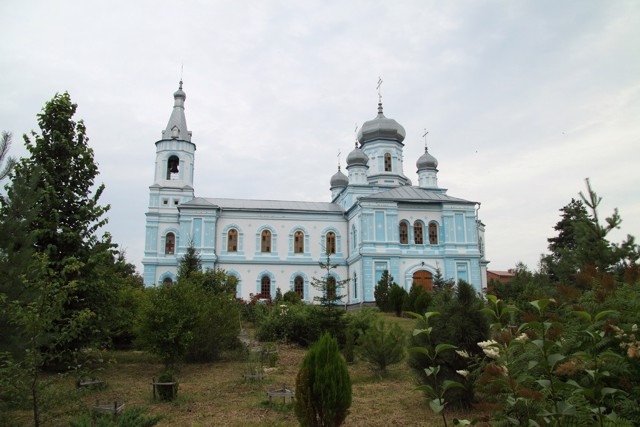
[429, 222, 438, 245]
[294, 230, 304, 253]
[353, 273, 358, 299]
[384, 153, 392, 172]
[327, 276, 337, 299]
[414, 221, 424, 244]
[261, 276, 271, 298]
[261, 230, 272, 253]
[227, 228, 238, 252]
[294, 276, 304, 299]
[162, 277, 173, 285]
[351, 225, 357, 250]
[165, 232, 175, 254]
[166, 155, 179, 179]
[326, 231, 336, 254]
[399, 222, 408, 244]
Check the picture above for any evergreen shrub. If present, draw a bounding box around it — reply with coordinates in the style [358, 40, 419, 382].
[356, 319, 406, 372]
[295, 333, 352, 426]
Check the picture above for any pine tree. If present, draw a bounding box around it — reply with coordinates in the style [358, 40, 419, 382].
[374, 270, 397, 312]
[310, 254, 349, 339]
[0, 131, 16, 181]
[295, 333, 352, 426]
[177, 241, 202, 282]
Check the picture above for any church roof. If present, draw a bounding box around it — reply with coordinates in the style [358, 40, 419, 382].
[161, 81, 192, 142]
[180, 197, 344, 213]
[362, 186, 475, 204]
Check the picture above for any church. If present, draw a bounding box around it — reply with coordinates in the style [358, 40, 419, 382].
[142, 82, 488, 303]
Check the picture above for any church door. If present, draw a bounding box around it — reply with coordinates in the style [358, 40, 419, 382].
[413, 270, 433, 292]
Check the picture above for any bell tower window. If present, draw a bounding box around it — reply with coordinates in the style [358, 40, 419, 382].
[166, 155, 180, 180]
[384, 153, 392, 172]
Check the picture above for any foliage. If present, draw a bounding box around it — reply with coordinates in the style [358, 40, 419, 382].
[0, 130, 16, 181]
[310, 254, 349, 340]
[409, 281, 489, 409]
[295, 333, 352, 426]
[374, 270, 395, 312]
[156, 369, 178, 401]
[356, 319, 406, 373]
[136, 267, 241, 366]
[69, 406, 163, 427]
[4, 253, 93, 426]
[0, 92, 119, 360]
[475, 296, 640, 426]
[283, 290, 302, 305]
[256, 304, 324, 346]
[177, 241, 201, 281]
[408, 311, 466, 427]
[388, 284, 408, 317]
[403, 283, 432, 315]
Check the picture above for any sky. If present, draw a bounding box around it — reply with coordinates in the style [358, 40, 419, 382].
[1, 0, 638, 273]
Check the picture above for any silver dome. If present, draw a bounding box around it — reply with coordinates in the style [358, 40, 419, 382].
[416, 149, 438, 170]
[346, 146, 369, 167]
[357, 103, 406, 145]
[330, 168, 348, 188]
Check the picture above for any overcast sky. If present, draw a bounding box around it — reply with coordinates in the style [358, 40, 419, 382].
[1, 0, 638, 273]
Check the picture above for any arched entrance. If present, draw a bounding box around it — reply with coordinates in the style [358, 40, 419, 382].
[413, 270, 433, 292]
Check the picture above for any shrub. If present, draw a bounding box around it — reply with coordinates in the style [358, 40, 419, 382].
[256, 304, 323, 346]
[283, 290, 302, 305]
[388, 284, 408, 317]
[295, 333, 352, 426]
[356, 319, 406, 373]
[156, 369, 178, 401]
[408, 281, 489, 409]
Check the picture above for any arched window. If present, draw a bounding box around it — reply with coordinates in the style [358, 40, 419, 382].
[261, 275, 271, 298]
[429, 222, 439, 245]
[165, 232, 175, 254]
[162, 277, 173, 285]
[261, 230, 272, 253]
[294, 230, 304, 253]
[227, 228, 238, 252]
[166, 155, 179, 180]
[327, 276, 337, 299]
[384, 153, 392, 172]
[414, 221, 424, 244]
[326, 231, 336, 254]
[399, 222, 408, 244]
[294, 276, 304, 299]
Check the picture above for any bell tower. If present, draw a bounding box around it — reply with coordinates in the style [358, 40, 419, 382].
[143, 81, 196, 285]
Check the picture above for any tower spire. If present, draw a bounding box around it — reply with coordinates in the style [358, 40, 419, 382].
[162, 81, 191, 142]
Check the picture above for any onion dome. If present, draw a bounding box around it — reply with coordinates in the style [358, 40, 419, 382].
[330, 167, 348, 188]
[346, 145, 369, 167]
[416, 148, 438, 170]
[357, 102, 406, 145]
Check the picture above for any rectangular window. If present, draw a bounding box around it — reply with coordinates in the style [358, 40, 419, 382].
[192, 218, 202, 247]
[375, 211, 385, 241]
[455, 213, 465, 243]
[456, 262, 469, 284]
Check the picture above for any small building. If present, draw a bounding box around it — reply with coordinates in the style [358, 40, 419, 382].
[487, 270, 515, 285]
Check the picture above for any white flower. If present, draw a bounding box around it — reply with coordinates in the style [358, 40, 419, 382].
[477, 339, 498, 349]
[632, 324, 638, 333]
[514, 333, 529, 342]
[483, 347, 500, 359]
[456, 369, 469, 378]
[455, 350, 471, 359]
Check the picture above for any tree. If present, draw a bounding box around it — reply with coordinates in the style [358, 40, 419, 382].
[177, 241, 201, 281]
[310, 254, 349, 339]
[374, 270, 395, 312]
[295, 333, 352, 426]
[0, 131, 16, 181]
[1, 92, 115, 358]
[356, 319, 406, 373]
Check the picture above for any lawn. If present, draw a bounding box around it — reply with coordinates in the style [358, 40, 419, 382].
[8, 314, 481, 426]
